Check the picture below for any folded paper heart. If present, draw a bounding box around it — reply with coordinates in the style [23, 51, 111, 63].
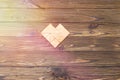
[41, 24, 70, 48]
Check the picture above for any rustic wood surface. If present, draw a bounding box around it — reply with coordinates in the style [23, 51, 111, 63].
[0, 0, 120, 80]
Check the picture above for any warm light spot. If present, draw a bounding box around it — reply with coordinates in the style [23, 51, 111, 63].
[0, 26, 28, 36]
[0, 0, 38, 8]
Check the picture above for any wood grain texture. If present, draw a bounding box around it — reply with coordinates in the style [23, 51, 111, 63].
[0, 23, 120, 36]
[0, 36, 120, 51]
[0, 0, 120, 80]
[0, 0, 120, 9]
[0, 22, 120, 51]
[0, 51, 120, 80]
[0, 9, 120, 23]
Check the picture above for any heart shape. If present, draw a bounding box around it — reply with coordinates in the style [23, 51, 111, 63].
[41, 24, 70, 47]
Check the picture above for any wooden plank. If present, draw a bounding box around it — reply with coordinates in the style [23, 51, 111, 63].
[0, 51, 120, 66]
[31, 0, 120, 9]
[0, 23, 120, 36]
[69, 51, 120, 66]
[0, 51, 120, 80]
[0, 9, 120, 23]
[60, 36, 120, 51]
[0, 66, 120, 77]
[2, 75, 120, 80]
[0, 36, 120, 51]
[0, 0, 120, 9]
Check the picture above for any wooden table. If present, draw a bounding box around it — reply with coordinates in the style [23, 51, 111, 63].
[0, 0, 120, 80]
